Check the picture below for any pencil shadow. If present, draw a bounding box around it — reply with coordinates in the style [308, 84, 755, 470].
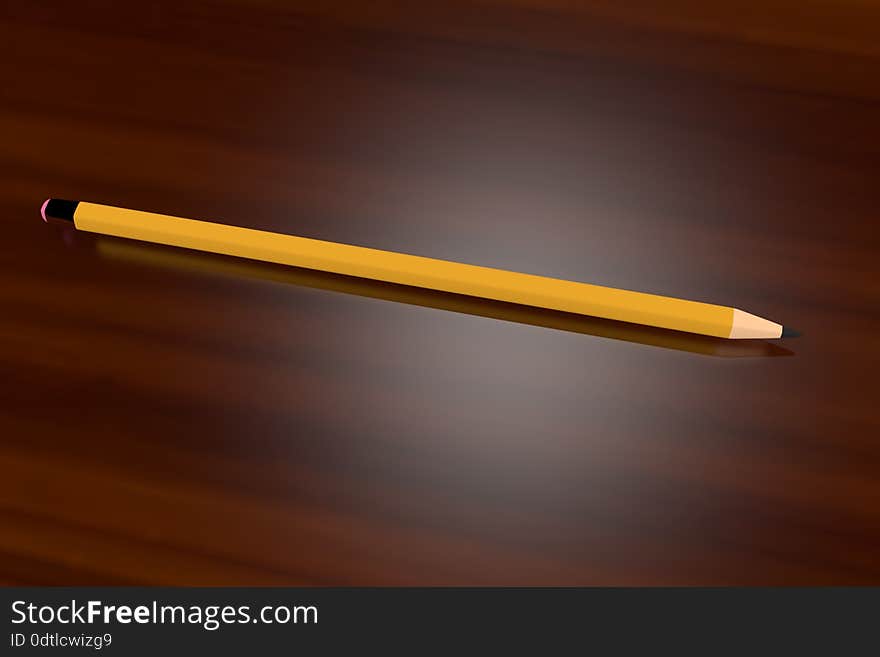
[87, 234, 793, 359]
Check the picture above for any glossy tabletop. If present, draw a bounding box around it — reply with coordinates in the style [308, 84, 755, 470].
[1, 1, 879, 584]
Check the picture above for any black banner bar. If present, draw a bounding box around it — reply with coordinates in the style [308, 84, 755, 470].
[1, 588, 876, 653]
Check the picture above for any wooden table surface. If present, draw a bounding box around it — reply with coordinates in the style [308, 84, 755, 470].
[2, 1, 879, 585]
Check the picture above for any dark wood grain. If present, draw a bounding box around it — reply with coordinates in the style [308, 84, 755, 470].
[1, 1, 879, 585]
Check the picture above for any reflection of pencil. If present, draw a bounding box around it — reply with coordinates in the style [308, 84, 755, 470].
[42, 199, 795, 339]
[96, 239, 793, 358]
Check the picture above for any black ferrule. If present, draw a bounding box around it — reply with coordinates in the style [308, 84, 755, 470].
[44, 199, 79, 222]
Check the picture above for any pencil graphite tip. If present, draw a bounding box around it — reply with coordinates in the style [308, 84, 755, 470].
[781, 327, 801, 338]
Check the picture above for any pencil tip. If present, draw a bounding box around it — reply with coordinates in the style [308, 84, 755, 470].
[781, 327, 801, 338]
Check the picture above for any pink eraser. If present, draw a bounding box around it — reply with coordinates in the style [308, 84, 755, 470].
[40, 199, 50, 222]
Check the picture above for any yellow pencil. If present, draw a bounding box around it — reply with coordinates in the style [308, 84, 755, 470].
[40, 199, 793, 339]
